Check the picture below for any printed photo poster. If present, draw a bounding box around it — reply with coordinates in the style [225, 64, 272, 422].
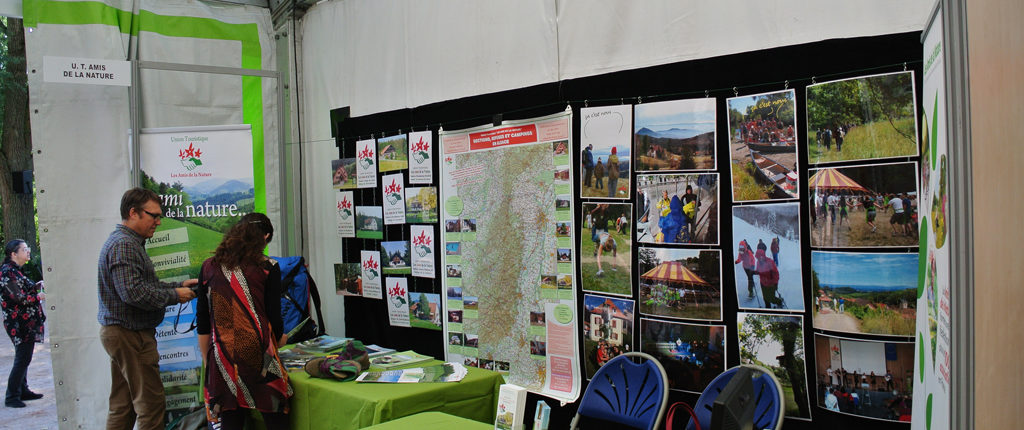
[639, 318, 726, 393]
[806, 71, 919, 165]
[813, 334, 914, 422]
[384, 277, 411, 328]
[333, 262, 362, 296]
[380, 240, 411, 275]
[355, 206, 383, 239]
[406, 186, 438, 223]
[140, 125, 256, 418]
[637, 248, 722, 321]
[727, 89, 799, 202]
[634, 98, 717, 171]
[914, 11, 951, 430]
[410, 225, 436, 279]
[811, 251, 917, 337]
[356, 138, 377, 188]
[408, 130, 433, 184]
[336, 191, 355, 238]
[808, 162, 919, 248]
[360, 250, 383, 299]
[582, 294, 635, 379]
[580, 203, 632, 297]
[732, 202, 804, 312]
[738, 313, 812, 421]
[580, 105, 631, 199]
[331, 158, 358, 189]
[378, 133, 409, 172]
[381, 173, 406, 225]
[408, 292, 442, 330]
[636, 173, 719, 245]
[440, 110, 581, 402]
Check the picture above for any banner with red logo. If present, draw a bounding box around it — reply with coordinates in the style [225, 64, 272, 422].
[410, 225, 436, 278]
[408, 131, 434, 184]
[385, 277, 412, 328]
[381, 173, 406, 225]
[337, 190, 355, 238]
[361, 250, 384, 299]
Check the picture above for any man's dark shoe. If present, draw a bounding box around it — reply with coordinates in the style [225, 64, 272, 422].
[21, 391, 43, 401]
[5, 400, 26, 408]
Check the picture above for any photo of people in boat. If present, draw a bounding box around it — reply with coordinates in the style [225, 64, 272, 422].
[814, 334, 915, 422]
[806, 71, 919, 165]
[580, 105, 632, 199]
[732, 202, 804, 312]
[580, 203, 632, 296]
[640, 318, 726, 393]
[638, 248, 722, 321]
[582, 294, 635, 379]
[634, 98, 717, 171]
[808, 162, 919, 248]
[728, 89, 799, 202]
[636, 173, 719, 245]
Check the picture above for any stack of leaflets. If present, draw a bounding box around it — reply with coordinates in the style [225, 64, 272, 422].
[294, 335, 352, 353]
[277, 348, 318, 371]
[369, 350, 433, 369]
[495, 384, 528, 430]
[355, 362, 468, 383]
[364, 344, 397, 358]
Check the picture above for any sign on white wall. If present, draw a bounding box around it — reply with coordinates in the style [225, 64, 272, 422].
[43, 56, 131, 86]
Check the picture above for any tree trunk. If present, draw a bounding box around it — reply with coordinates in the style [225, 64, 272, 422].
[781, 334, 810, 418]
[0, 18, 35, 249]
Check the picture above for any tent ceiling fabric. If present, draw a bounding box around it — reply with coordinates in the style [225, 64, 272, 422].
[808, 168, 869, 192]
[641, 261, 710, 286]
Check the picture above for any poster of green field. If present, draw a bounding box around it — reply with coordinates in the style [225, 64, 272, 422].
[140, 125, 255, 419]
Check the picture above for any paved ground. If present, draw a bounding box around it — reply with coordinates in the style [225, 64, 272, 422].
[0, 322, 59, 429]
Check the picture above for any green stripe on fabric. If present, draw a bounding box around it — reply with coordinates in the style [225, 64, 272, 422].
[26, 0, 269, 214]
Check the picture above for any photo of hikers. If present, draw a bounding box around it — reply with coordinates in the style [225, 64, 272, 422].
[636, 173, 719, 245]
[814, 334, 914, 422]
[728, 89, 799, 202]
[377, 133, 409, 172]
[580, 105, 632, 199]
[808, 161, 919, 248]
[738, 313, 812, 420]
[811, 251, 917, 336]
[582, 294, 635, 379]
[640, 318, 726, 393]
[732, 202, 804, 311]
[638, 248, 722, 321]
[806, 71, 918, 165]
[580, 203, 632, 296]
[634, 98, 716, 171]
[331, 158, 357, 189]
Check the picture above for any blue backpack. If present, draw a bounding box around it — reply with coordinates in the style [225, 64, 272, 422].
[272, 256, 326, 344]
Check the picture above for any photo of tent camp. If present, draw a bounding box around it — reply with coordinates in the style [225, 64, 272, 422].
[580, 203, 632, 296]
[408, 292, 441, 330]
[634, 97, 717, 171]
[405, 186, 438, 223]
[732, 202, 804, 311]
[638, 248, 722, 321]
[331, 158, 357, 189]
[813, 334, 914, 422]
[738, 313, 812, 420]
[811, 251, 917, 336]
[640, 318, 726, 393]
[582, 294, 635, 379]
[727, 89, 799, 202]
[379, 240, 410, 275]
[333, 262, 361, 296]
[355, 206, 384, 239]
[636, 173, 719, 245]
[580, 105, 632, 199]
[808, 161, 919, 248]
[377, 133, 409, 172]
[806, 71, 918, 165]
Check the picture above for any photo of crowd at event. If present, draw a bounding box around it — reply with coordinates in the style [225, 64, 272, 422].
[808, 162, 919, 248]
[814, 334, 914, 422]
[636, 173, 719, 245]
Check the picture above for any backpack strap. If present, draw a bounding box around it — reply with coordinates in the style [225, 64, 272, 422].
[279, 256, 327, 336]
[305, 272, 326, 336]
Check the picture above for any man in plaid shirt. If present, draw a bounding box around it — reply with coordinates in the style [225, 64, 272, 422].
[97, 188, 197, 430]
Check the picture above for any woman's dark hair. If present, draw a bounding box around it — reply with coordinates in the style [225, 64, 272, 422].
[4, 239, 26, 265]
[211, 213, 273, 269]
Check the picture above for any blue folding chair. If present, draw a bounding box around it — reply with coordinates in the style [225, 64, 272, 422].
[686, 364, 785, 430]
[570, 352, 669, 430]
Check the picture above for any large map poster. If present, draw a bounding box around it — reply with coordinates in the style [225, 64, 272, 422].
[440, 110, 581, 402]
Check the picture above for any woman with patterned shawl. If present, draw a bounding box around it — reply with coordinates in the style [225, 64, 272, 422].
[197, 213, 292, 428]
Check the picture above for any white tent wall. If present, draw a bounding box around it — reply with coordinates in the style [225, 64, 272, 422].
[24, 0, 278, 427]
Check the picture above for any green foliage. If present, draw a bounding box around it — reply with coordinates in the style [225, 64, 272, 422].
[732, 162, 773, 201]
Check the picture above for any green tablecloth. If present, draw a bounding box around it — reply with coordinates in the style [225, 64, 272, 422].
[362, 411, 494, 429]
[289, 361, 503, 429]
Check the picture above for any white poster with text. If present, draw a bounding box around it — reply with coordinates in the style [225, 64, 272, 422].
[356, 138, 378, 188]
[382, 173, 406, 225]
[385, 277, 411, 327]
[336, 191, 355, 238]
[410, 225, 436, 279]
[361, 250, 383, 299]
[408, 131, 433, 184]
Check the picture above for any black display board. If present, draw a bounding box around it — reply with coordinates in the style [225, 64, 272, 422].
[331, 31, 923, 430]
